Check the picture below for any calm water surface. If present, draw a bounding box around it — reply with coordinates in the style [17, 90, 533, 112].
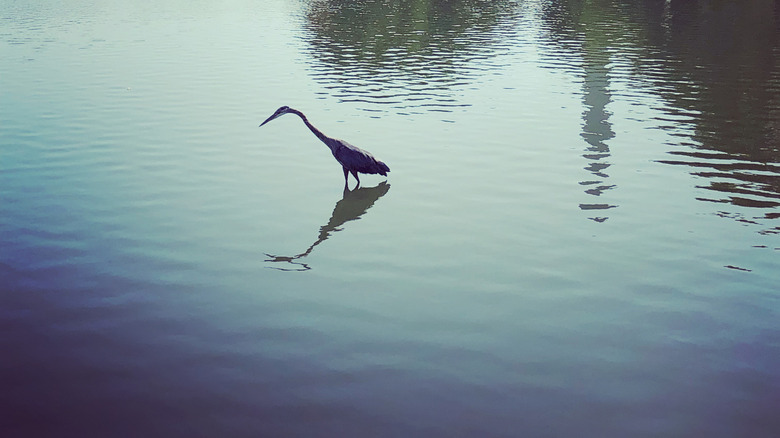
[1, 1, 779, 437]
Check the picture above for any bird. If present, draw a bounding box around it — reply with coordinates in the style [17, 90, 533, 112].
[259, 106, 390, 187]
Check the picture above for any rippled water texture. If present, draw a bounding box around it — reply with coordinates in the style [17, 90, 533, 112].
[1, 1, 779, 437]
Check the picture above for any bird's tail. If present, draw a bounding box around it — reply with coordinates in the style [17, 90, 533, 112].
[377, 160, 390, 176]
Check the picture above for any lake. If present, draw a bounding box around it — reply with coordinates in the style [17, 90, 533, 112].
[1, 0, 779, 437]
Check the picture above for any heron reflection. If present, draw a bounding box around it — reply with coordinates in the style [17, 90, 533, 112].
[265, 182, 391, 271]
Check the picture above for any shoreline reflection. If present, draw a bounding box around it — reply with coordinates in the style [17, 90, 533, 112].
[265, 182, 391, 271]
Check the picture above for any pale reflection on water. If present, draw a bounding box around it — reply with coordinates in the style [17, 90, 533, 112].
[1, 0, 779, 437]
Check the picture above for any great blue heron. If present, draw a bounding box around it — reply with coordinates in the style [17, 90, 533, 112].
[259, 106, 390, 187]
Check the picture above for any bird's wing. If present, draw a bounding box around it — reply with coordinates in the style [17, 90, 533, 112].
[333, 140, 381, 173]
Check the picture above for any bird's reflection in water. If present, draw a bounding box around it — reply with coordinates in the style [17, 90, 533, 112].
[265, 181, 391, 271]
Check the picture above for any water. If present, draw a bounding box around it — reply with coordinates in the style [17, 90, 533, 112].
[1, 1, 779, 436]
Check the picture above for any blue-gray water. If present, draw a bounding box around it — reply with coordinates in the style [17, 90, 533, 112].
[1, 1, 779, 437]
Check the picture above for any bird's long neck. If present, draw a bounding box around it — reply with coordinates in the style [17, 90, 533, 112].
[290, 109, 332, 149]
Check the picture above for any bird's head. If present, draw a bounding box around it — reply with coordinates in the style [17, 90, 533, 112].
[259, 106, 294, 127]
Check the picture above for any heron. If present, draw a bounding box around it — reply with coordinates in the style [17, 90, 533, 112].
[259, 106, 390, 187]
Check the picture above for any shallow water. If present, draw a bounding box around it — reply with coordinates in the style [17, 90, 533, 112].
[1, 1, 779, 437]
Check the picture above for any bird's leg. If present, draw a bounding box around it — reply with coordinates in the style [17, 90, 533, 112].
[342, 167, 350, 188]
[351, 170, 360, 188]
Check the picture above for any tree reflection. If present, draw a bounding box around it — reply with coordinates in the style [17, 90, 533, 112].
[302, 0, 519, 114]
[264, 182, 391, 271]
[643, 1, 780, 228]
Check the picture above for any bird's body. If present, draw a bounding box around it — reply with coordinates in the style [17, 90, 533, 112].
[260, 106, 389, 187]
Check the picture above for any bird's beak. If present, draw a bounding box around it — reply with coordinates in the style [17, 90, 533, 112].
[259, 114, 277, 127]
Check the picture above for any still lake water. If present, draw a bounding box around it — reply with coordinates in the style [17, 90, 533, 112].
[1, 0, 779, 436]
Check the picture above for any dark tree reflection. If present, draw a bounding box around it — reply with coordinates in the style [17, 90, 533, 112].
[540, 0, 780, 232]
